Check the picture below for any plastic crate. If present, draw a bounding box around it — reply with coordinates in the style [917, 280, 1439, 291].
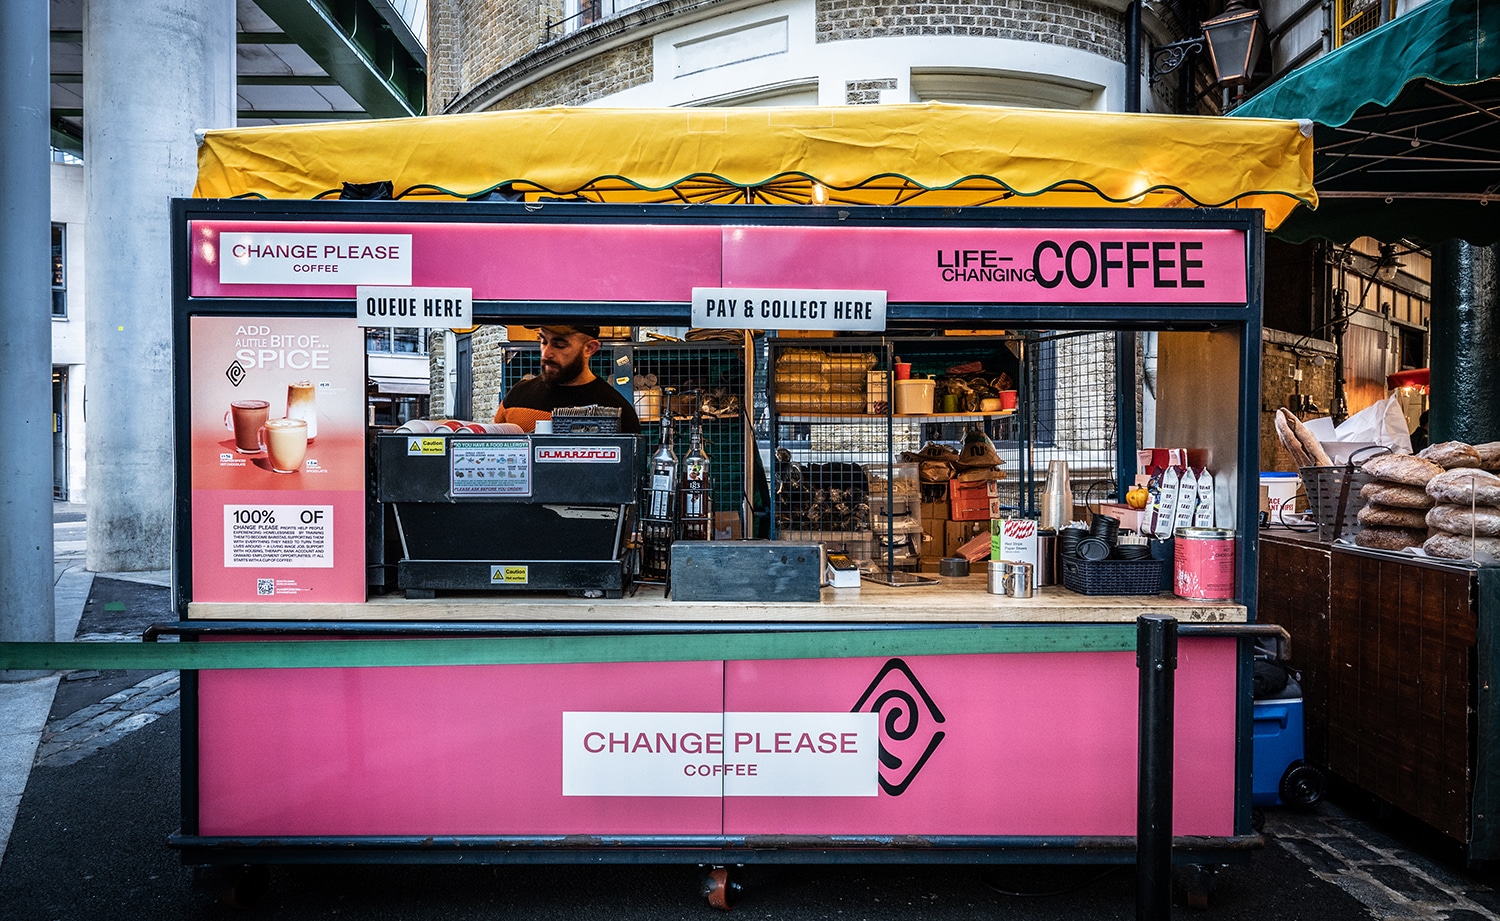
[1300, 465, 1371, 542]
[1061, 557, 1164, 596]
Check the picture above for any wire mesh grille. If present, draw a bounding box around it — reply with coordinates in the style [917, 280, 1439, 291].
[1023, 332, 1119, 519]
[766, 334, 1121, 570]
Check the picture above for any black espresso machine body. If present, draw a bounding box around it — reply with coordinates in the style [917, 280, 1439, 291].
[376, 433, 639, 598]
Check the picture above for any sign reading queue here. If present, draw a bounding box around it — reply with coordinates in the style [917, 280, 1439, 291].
[195, 222, 1247, 305]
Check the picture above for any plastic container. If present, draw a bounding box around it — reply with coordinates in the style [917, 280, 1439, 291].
[894, 378, 935, 414]
[1261, 471, 1299, 522]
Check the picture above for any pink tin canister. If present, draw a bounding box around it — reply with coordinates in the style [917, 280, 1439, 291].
[1173, 527, 1235, 601]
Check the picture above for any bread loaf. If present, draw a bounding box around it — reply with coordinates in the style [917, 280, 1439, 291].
[1419, 441, 1482, 469]
[1355, 526, 1427, 551]
[1426, 504, 1500, 537]
[1423, 532, 1500, 561]
[1356, 503, 1430, 529]
[1287, 411, 1333, 467]
[1274, 409, 1311, 468]
[1425, 467, 1500, 506]
[1359, 482, 1434, 510]
[1474, 442, 1500, 472]
[1361, 453, 1443, 487]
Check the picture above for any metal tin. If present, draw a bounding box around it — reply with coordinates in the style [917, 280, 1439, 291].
[1036, 530, 1056, 586]
[987, 560, 1008, 595]
[1007, 561, 1035, 598]
[1173, 527, 1235, 601]
[939, 557, 970, 577]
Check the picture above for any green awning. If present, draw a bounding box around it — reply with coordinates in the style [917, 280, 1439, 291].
[1234, 0, 1500, 244]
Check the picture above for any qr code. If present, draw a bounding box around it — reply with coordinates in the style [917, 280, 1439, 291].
[256, 578, 275, 596]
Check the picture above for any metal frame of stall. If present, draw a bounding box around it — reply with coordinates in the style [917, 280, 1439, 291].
[168, 199, 1265, 876]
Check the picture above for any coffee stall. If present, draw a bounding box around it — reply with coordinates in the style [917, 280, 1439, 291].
[167, 104, 1314, 894]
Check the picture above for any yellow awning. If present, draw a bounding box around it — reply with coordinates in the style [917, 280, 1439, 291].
[195, 102, 1317, 229]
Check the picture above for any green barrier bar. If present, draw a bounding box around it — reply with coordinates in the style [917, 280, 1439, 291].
[0, 625, 1137, 672]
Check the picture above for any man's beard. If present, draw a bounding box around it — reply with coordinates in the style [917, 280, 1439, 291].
[541, 350, 586, 384]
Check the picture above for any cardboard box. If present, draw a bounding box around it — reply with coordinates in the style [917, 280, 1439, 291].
[921, 500, 950, 524]
[1137, 448, 1209, 476]
[944, 520, 987, 557]
[950, 479, 1001, 521]
[1095, 503, 1145, 532]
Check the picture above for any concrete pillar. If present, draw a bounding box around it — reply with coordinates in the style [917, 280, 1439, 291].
[1429, 242, 1500, 446]
[0, 0, 55, 671]
[84, 0, 236, 571]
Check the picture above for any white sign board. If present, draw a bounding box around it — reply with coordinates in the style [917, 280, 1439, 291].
[691, 287, 887, 332]
[356, 286, 473, 328]
[219, 233, 412, 285]
[562, 711, 878, 797]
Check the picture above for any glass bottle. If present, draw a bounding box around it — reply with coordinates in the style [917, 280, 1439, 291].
[639, 388, 678, 582]
[678, 394, 713, 542]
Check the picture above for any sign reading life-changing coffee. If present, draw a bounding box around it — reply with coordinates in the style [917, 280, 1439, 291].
[691, 287, 887, 332]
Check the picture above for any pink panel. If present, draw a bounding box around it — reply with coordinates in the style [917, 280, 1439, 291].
[197, 660, 726, 836]
[722, 639, 1238, 837]
[722, 225, 1247, 304]
[189, 221, 723, 301]
[190, 489, 365, 602]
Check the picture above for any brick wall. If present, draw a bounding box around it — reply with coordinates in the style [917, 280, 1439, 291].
[471, 326, 511, 419]
[491, 39, 654, 108]
[846, 78, 897, 104]
[815, 0, 1124, 59]
[430, 0, 567, 112]
[1260, 332, 1337, 472]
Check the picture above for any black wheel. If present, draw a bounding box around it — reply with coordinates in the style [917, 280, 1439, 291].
[1173, 864, 1216, 910]
[1251, 807, 1266, 833]
[194, 865, 270, 909]
[1280, 762, 1326, 811]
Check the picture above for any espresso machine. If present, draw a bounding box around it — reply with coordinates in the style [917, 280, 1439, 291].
[375, 432, 638, 598]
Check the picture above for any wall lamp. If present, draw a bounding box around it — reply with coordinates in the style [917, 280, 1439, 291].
[1150, 1, 1266, 87]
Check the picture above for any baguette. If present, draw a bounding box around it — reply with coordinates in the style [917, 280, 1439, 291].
[1286, 411, 1333, 467]
[1274, 409, 1312, 468]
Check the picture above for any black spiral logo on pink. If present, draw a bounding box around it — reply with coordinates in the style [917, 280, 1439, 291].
[851, 658, 946, 796]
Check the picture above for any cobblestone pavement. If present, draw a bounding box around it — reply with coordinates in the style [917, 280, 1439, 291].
[1266, 808, 1500, 920]
[34, 671, 180, 769]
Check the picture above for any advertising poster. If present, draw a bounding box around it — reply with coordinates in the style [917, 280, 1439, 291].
[189, 316, 366, 602]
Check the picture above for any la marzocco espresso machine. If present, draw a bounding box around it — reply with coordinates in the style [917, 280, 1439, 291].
[376, 433, 638, 598]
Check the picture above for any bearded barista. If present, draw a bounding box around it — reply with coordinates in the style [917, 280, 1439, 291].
[493, 325, 642, 433]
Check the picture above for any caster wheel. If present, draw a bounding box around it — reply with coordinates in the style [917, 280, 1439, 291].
[1280, 762, 1326, 811]
[199, 865, 269, 909]
[1174, 864, 1215, 911]
[701, 866, 741, 910]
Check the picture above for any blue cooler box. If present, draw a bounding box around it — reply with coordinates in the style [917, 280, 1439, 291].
[1252, 697, 1306, 807]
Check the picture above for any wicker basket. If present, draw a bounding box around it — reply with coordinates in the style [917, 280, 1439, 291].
[1061, 557, 1165, 596]
[1300, 464, 1373, 542]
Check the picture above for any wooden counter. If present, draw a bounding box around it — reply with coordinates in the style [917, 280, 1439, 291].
[1258, 529, 1500, 859]
[189, 576, 1247, 623]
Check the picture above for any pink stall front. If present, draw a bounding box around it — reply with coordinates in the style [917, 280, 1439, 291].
[170, 105, 1314, 906]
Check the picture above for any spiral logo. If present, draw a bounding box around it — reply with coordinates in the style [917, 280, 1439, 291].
[851, 658, 945, 796]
